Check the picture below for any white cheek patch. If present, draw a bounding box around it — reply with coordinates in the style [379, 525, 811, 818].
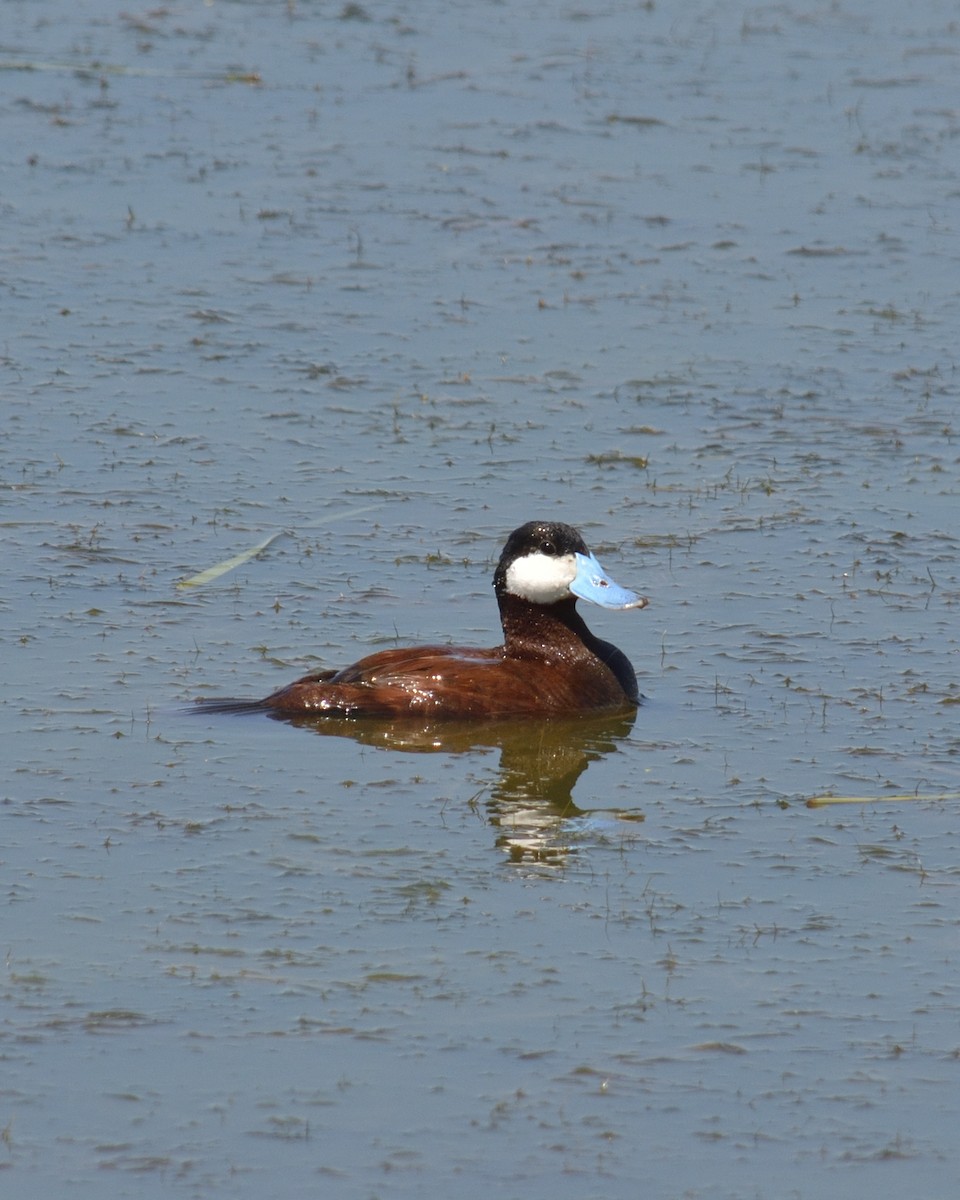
[504, 551, 578, 604]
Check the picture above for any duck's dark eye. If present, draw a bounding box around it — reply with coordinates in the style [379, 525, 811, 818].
[540, 539, 556, 556]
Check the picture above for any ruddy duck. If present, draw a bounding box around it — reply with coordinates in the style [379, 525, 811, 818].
[195, 520, 647, 719]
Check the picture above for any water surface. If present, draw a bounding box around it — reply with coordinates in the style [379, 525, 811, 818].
[2, 2, 959, 1196]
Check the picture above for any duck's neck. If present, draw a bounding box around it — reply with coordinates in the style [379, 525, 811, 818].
[498, 594, 598, 657]
[497, 592, 638, 703]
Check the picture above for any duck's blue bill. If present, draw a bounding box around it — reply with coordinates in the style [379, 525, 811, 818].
[571, 552, 648, 610]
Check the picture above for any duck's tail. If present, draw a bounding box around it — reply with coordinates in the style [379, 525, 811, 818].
[186, 696, 271, 716]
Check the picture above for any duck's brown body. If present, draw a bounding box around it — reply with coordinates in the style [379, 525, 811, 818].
[256, 594, 638, 719]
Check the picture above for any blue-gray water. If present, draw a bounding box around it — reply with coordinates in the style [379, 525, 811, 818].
[3, 2, 959, 1197]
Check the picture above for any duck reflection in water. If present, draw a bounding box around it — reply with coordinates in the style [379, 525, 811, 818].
[269, 707, 641, 867]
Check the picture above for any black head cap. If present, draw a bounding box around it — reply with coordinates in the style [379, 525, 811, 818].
[493, 521, 588, 592]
